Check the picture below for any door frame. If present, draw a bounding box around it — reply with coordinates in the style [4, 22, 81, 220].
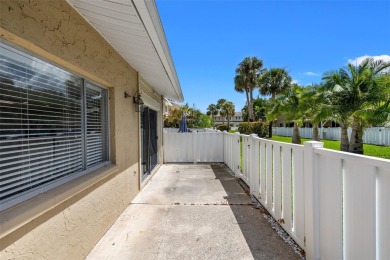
[140, 107, 158, 180]
[138, 80, 163, 189]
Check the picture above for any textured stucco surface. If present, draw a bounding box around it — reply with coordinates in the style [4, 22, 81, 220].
[0, 0, 160, 259]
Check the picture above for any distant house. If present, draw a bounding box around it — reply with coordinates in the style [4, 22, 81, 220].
[214, 112, 243, 129]
[0, 1, 183, 258]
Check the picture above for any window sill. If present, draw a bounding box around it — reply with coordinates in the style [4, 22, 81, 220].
[0, 164, 119, 244]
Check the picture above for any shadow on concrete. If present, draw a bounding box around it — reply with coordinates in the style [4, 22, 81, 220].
[210, 164, 300, 260]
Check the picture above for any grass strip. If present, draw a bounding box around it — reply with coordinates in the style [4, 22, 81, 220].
[270, 135, 390, 159]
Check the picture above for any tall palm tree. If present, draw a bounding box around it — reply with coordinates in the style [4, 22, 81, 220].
[234, 57, 264, 122]
[216, 98, 227, 124]
[234, 74, 249, 116]
[216, 98, 227, 110]
[323, 58, 390, 154]
[207, 104, 218, 119]
[221, 101, 235, 129]
[259, 67, 292, 137]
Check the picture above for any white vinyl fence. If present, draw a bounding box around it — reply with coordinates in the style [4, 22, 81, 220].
[273, 127, 390, 145]
[163, 128, 216, 133]
[163, 131, 223, 163]
[163, 131, 390, 260]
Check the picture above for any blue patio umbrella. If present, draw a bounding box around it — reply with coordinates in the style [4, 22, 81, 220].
[179, 114, 190, 132]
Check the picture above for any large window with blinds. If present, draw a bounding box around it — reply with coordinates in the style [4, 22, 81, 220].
[0, 42, 109, 210]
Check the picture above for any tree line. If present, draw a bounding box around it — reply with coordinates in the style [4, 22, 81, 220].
[164, 103, 214, 128]
[218, 56, 390, 155]
[206, 99, 235, 129]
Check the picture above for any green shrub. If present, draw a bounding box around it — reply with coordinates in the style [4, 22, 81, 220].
[238, 122, 268, 138]
[252, 122, 268, 138]
[238, 122, 251, 134]
[216, 124, 230, 131]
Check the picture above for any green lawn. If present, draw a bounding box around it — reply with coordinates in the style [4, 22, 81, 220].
[270, 135, 390, 159]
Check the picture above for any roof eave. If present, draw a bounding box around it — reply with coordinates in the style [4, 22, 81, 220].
[67, 0, 184, 102]
[132, 0, 184, 102]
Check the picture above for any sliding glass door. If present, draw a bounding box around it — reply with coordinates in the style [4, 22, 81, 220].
[141, 107, 158, 179]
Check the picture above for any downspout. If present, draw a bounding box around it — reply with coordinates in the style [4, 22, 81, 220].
[137, 71, 141, 190]
[161, 95, 165, 164]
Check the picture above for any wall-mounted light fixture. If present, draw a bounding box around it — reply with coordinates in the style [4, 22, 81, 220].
[124, 91, 144, 112]
[124, 91, 131, 99]
[133, 91, 144, 113]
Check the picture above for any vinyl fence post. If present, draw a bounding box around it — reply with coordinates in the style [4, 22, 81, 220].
[223, 130, 227, 163]
[303, 141, 324, 260]
[250, 134, 258, 195]
[379, 127, 383, 146]
[234, 132, 241, 178]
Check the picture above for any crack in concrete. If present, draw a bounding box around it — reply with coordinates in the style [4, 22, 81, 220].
[129, 202, 254, 206]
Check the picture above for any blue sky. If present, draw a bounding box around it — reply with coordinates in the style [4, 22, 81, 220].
[156, 0, 390, 113]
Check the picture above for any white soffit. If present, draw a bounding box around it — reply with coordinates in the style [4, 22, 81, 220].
[163, 97, 173, 107]
[67, 0, 183, 102]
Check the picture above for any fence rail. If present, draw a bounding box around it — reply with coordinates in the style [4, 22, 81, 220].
[273, 127, 390, 145]
[163, 128, 216, 133]
[163, 130, 390, 260]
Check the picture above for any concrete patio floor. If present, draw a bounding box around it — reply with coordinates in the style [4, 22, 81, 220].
[86, 163, 299, 260]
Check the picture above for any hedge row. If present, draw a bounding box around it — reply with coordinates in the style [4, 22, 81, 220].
[238, 122, 269, 138]
[216, 124, 230, 131]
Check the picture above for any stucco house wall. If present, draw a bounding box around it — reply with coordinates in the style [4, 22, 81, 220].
[0, 0, 162, 258]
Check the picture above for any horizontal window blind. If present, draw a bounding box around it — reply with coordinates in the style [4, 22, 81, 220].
[86, 83, 108, 167]
[0, 43, 109, 209]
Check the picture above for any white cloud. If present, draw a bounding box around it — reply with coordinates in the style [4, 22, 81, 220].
[292, 79, 300, 84]
[304, 72, 320, 76]
[347, 55, 390, 65]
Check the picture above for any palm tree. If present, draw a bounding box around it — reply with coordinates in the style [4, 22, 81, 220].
[221, 101, 235, 130]
[321, 83, 353, 151]
[234, 57, 264, 122]
[300, 84, 332, 141]
[207, 104, 218, 119]
[323, 58, 390, 154]
[267, 84, 305, 144]
[363, 74, 390, 126]
[216, 98, 227, 124]
[216, 98, 227, 110]
[259, 67, 292, 137]
[234, 73, 249, 117]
